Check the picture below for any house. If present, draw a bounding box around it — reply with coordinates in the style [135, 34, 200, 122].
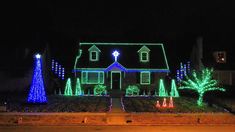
[191, 37, 235, 86]
[73, 43, 170, 91]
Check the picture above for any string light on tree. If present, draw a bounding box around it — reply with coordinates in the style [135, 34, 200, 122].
[158, 79, 168, 97]
[75, 78, 82, 96]
[179, 68, 225, 106]
[64, 78, 73, 96]
[27, 53, 47, 103]
[170, 79, 179, 97]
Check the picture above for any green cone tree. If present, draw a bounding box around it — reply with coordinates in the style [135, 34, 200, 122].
[179, 68, 225, 106]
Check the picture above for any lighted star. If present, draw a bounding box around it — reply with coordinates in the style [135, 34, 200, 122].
[35, 54, 41, 59]
[112, 50, 120, 61]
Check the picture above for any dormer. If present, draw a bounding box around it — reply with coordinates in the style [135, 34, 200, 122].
[88, 45, 101, 61]
[137, 45, 150, 62]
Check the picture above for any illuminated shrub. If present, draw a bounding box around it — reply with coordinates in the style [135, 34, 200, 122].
[94, 84, 106, 95]
[126, 85, 140, 96]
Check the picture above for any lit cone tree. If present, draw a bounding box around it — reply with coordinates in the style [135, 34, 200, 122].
[64, 78, 73, 96]
[75, 78, 82, 96]
[27, 54, 47, 103]
[158, 79, 168, 97]
[170, 79, 179, 97]
[179, 68, 225, 106]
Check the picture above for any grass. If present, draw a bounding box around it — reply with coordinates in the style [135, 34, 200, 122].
[123, 96, 226, 113]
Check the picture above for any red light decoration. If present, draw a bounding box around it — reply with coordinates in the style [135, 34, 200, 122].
[168, 97, 174, 108]
[162, 98, 167, 108]
[155, 100, 161, 108]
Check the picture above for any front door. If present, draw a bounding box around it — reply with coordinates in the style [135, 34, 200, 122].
[111, 72, 121, 90]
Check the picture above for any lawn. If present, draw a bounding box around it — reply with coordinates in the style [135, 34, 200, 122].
[123, 96, 226, 113]
[2, 95, 110, 112]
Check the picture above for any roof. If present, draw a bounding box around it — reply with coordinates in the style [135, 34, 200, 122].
[74, 43, 169, 72]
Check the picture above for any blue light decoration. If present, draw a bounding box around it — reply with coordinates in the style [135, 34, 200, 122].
[55, 62, 58, 74]
[180, 62, 184, 80]
[52, 59, 55, 71]
[62, 67, 65, 80]
[27, 53, 47, 103]
[176, 61, 191, 84]
[112, 50, 120, 62]
[58, 65, 61, 77]
[184, 64, 187, 76]
[176, 70, 180, 83]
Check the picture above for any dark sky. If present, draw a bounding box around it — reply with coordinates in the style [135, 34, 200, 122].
[1, 1, 235, 72]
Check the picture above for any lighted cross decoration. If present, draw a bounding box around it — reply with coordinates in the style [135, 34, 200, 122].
[112, 50, 120, 61]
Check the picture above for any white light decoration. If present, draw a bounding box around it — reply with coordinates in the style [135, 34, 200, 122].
[58, 65, 61, 77]
[35, 54, 41, 59]
[52, 59, 55, 71]
[62, 68, 65, 80]
[55, 62, 58, 74]
[112, 50, 120, 61]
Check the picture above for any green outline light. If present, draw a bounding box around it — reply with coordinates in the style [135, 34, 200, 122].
[111, 71, 122, 89]
[81, 71, 104, 84]
[140, 71, 151, 85]
[64, 78, 73, 96]
[158, 79, 168, 97]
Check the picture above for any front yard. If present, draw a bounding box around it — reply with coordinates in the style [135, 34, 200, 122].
[123, 96, 226, 113]
[2, 95, 110, 112]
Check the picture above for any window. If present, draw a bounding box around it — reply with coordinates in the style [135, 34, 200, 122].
[213, 51, 226, 63]
[142, 52, 148, 61]
[140, 72, 150, 84]
[90, 51, 98, 61]
[138, 45, 150, 62]
[140, 52, 149, 62]
[81, 71, 104, 84]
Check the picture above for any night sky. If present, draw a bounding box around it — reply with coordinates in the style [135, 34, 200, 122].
[1, 1, 235, 73]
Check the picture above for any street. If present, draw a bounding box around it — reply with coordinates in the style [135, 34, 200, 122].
[1, 125, 235, 132]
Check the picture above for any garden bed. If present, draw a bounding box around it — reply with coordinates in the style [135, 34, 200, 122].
[123, 96, 226, 113]
[2, 95, 110, 112]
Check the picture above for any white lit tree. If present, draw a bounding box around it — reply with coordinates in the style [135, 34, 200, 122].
[179, 68, 225, 106]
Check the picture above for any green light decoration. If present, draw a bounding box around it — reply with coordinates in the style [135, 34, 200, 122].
[75, 78, 82, 96]
[125, 85, 140, 96]
[158, 79, 168, 97]
[94, 85, 106, 95]
[64, 78, 73, 96]
[179, 68, 225, 106]
[170, 79, 179, 97]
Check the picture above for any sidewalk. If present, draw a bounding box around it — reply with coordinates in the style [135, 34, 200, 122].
[110, 98, 124, 113]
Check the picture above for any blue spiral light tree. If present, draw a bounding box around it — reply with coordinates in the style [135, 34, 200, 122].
[27, 54, 47, 103]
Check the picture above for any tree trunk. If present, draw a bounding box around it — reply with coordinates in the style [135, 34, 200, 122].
[197, 93, 203, 106]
